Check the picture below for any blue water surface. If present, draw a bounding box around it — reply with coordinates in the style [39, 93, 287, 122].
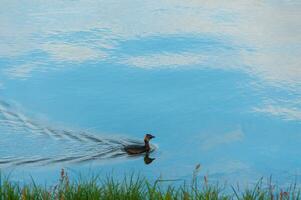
[0, 0, 301, 186]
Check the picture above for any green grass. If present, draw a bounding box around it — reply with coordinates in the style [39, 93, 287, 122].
[0, 169, 300, 200]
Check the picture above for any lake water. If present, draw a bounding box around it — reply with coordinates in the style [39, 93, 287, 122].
[0, 0, 301, 186]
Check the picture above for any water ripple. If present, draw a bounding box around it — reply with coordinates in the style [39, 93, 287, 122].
[0, 100, 148, 167]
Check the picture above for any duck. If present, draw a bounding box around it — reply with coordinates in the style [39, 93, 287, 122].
[124, 134, 155, 155]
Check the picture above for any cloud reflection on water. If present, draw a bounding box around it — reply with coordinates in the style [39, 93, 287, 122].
[1, 0, 300, 86]
[42, 43, 106, 62]
[121, 53, 206, 69]
[4, 63, 38, 79]
[200, 129, 244, 151]
[254, 105, 301, 122]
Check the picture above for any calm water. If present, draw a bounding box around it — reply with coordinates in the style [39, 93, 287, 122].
[0, 0, 301, 186]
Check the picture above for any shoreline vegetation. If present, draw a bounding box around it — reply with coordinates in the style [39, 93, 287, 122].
[0, 168, 300, 200]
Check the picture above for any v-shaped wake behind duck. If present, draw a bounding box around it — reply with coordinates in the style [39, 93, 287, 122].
[124, 134, 155, 155]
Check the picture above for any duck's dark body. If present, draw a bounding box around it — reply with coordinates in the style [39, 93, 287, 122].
[124, 134, 154, 155]
[124, 144, 150, 154]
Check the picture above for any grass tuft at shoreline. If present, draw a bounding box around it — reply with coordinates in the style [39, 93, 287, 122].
[0, 168, 300, 200]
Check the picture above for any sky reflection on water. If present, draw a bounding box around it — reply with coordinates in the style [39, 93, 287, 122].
[0, 0, 301, 185]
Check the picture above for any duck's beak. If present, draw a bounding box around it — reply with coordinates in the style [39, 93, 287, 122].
[150, 135, 155, 139]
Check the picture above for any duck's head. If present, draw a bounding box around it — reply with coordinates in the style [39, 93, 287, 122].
[144, 134, 155, 142]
